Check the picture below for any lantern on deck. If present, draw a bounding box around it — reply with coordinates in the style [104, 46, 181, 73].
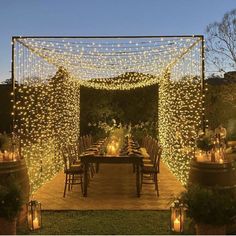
[170, 200, 185, 233]
[27, 200, 42, 230]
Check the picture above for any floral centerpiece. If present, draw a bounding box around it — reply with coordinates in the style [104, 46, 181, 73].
[196, 130, 214, 152]
[195, 129, 215, 162]
[88, 119, 156, 143]
[195, 128, 228, 163]
[0, 133, 12, 152]
[106, 124, 126, 155]
[88, 119, 119, 140]
[0, 133, 19, 161]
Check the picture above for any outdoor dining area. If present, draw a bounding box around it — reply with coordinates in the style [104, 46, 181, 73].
[1, 35, 236, 235]
[62, 132, 161, 198]
[8, 36, 204, 209]
[11, 36, 205, 196]
[33, 132, 183, 211]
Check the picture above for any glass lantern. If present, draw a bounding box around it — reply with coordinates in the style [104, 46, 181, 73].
[170, 200, 185, 233]
[27, 200, 42, 230]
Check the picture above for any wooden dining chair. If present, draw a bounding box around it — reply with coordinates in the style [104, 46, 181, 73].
[145, 137, 153, 155]
[85, 135, 97, 177]
[61, 146, 84, 197]
[67, 144, 80, 163]
[83, 135, 91, 149]
[142, 138, 157, 165]
[141, 135, 148, 147]
[141, 145, 162, 196]
[79, 136, 85, 153]
[79, 135, 95, 178]
[88, 134, 93, 147]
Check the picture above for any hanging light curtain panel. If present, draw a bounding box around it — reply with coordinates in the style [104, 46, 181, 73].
[12, 36, 205, 192]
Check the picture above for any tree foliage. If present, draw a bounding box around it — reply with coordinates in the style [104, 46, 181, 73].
[205, 77, 236, 140]
[80, 84, 158, 138]
[205, 9, 236, 73]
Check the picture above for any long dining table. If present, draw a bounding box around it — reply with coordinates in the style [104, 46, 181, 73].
[80, 145, 144, 197]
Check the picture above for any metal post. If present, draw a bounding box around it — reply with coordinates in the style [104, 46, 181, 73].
[11, 37, 21, 156]
[200, 36, 206, 132]
[11, 37, 15, 130]
[11, 37, 16, 153]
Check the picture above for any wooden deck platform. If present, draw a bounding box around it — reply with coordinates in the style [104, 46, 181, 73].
[33, 162, 185, 210]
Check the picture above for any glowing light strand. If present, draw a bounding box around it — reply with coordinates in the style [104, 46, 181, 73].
[13, 36, 204, 192]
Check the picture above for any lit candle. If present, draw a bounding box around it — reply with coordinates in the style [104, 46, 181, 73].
[33, 217, 40, 229]
[111, 145, 116, 155]
[107, 145, 112, 155]
[197, 152, 204, 162]
[174, 218, 181, 232]
[27, 213, 32, 226]
[115, 142, 119, 149]
[3, 150, 8, 161]
[219, 158, 223, 164]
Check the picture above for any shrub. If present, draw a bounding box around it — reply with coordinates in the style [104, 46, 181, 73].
[0, 183, 23, 220]
[180, 184, 236, 226]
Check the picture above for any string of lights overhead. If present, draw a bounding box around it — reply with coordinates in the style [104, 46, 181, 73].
[16, 36, 200, 86]
[12, 36, 205, 192]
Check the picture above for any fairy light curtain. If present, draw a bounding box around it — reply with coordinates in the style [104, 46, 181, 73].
[13, 36, 204, 192]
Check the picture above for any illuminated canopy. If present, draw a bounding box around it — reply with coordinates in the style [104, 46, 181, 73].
[13, 36, 205, 192]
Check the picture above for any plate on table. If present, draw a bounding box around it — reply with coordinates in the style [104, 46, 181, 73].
[81, 151, 95, 156]
[132, 149, 142, 154]
[86, 148, 99, 151]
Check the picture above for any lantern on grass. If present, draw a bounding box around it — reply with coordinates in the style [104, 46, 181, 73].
[27, 200, 42, 230]
[170, 200, 185, 233]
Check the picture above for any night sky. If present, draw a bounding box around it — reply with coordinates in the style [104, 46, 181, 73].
[0, 0, 235, 81]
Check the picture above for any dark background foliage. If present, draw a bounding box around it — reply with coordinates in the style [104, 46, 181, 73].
[205, 72, 236, 140]
[1, 71, 236, 141]
[0, 84, 12, 133]
[80, 85, 158, 139]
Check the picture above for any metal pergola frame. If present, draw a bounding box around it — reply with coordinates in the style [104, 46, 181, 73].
[11, 35, 205, 132]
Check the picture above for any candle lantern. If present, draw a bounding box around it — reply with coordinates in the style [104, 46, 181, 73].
[27, 200, 42, 230]
[170, 200, 185, 233]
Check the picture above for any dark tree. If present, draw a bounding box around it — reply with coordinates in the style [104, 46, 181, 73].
[205, 9, 236, 74]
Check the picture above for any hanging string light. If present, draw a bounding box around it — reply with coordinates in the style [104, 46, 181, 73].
[13, 36, 204, 192]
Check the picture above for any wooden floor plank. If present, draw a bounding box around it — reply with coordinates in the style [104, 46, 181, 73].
[33, 162, 185, 210]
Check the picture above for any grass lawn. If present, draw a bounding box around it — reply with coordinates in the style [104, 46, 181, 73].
[17, 210, 194, 235]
